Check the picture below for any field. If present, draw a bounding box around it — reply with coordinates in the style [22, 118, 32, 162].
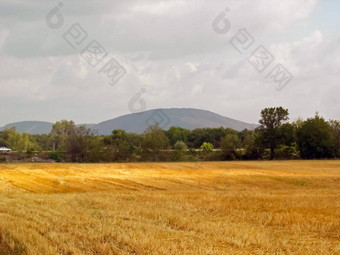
[0, 161, 339, 255]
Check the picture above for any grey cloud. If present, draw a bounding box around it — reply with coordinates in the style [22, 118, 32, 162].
[1, 0, 340, 127]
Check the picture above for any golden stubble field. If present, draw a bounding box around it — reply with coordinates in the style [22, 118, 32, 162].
[0, 161, 339, 255]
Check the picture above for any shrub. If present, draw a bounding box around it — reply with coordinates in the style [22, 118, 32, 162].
[200, 142, 214, 153]
[174, 141, 187, 151]
[274, 143, 300, 159]
[48, 150, 64, 162]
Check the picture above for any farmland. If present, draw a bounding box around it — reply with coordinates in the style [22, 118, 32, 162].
[0, 161, 339, 255]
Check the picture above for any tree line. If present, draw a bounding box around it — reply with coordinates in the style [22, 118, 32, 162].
[0, 107, 339, 162]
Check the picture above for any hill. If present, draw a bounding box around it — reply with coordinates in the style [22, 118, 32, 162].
[0, 121, 53, 135]
[93, 108, 257, 135]
[0, 108, 257, 135]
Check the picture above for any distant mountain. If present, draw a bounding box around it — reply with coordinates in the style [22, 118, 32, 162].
[0, 108, 257, 135]
[0, 122, 98, 135]
[92, 108, 257, 135]
[0, 121, 53, 135]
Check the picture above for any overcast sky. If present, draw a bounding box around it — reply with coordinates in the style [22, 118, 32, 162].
[0, 0, 339, 126]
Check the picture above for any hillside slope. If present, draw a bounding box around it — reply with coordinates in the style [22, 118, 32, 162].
[0, 121, 53, 134]
[0, 108, 257, 135]
[93, 108, 257, 135]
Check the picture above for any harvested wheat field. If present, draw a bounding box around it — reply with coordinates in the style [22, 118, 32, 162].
[0, 161, 339, 255]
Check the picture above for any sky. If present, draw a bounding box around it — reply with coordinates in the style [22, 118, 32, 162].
[0, 0, 339, 126]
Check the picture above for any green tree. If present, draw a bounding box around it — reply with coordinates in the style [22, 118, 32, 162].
[329, 120, 340, 157]
[142, 123, 169, 161]
[108, 130, 132, 161]
[200, 142, 214, 153]
[126, 133, 143, 157]
[297, 115, 334, 159]
[165, 127, 190, 147]
[111, 129, 128, 144]
[173, 141, 187, 161]
[221, 134, 241, 160]
[188, 127, 233, 148]
[32, 134, 53, 151]
[64, 124, 102, 162]
[279, 123, 296, 146]
[0, 129, 11, 147]
[21, 133, 40, 152]
[174, 141, 187, 151]
[258, 107, 289, 159]
[239, 129, 261, 160]
[50, 120, 76, 151]
[6, 127, 24, 151]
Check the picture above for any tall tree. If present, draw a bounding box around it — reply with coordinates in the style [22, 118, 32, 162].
[165, 127, 190, 147]
[239, 129, 261, 160]
[142, 123, 169, 160]
[65, 125, 101, 162]
[329, 120, 340, 157]
[50, 120, 76, 151]
[258, 107, 289, 159]
[297, 114, 334, 159]
[107, 130, 132, 161]
[221, 134, 241, 160]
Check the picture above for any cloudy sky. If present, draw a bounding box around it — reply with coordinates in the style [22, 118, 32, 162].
[0, 0, 339, 126]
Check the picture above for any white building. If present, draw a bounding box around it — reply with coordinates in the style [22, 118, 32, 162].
[0, 147, 11, 153]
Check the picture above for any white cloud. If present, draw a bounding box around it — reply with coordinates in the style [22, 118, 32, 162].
[1, 0, 340, 127]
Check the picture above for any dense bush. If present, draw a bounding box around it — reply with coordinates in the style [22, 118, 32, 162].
[48, 150, 64, 162]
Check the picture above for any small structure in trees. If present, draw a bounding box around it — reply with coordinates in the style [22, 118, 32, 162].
[0, 147, 11, 153]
